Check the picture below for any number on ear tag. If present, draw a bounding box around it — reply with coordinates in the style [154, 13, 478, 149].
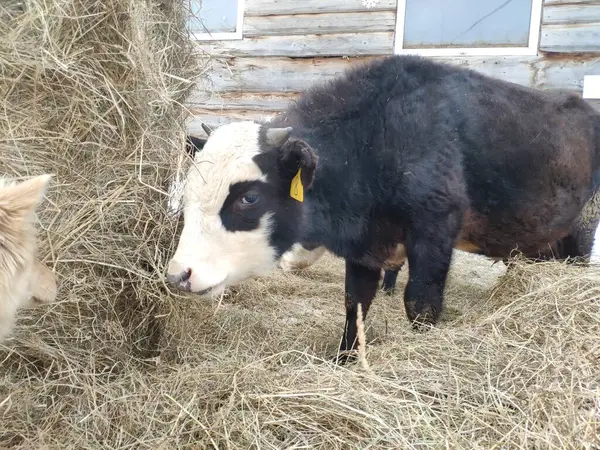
[290, 168, 304, 202]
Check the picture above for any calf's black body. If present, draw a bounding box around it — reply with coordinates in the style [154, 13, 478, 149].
[264, 55, 600, 358]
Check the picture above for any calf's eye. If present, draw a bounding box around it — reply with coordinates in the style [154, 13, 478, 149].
[241, 193, 260, 205]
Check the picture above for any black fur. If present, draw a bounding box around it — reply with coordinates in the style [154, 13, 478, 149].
[265, 55, 600, 360]
[220, 180, 272, 233]
[250, 132, 320, 257]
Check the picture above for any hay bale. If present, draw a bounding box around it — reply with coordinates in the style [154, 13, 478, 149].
[1, 1, 599, 448]
[0, 0, 201, 414]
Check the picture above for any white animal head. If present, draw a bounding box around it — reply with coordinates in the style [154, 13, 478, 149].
[166, 121, 318, 297]
[0, 174, 58, 341]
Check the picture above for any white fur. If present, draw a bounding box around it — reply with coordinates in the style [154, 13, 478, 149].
[590, 221, 600, 264]
[280, 244, 327, 272]
[168, 121, 278, 295]
[0, 174, 58, 342]
[167, 175, 185, 217]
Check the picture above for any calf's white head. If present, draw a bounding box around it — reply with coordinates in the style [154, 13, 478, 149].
[167, 121, 318, 297]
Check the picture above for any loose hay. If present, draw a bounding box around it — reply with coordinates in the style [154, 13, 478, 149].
[1, 1, 600, 448]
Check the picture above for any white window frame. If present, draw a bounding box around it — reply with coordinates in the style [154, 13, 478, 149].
[189, 0, 245, 41]
[394, 0, 544, 57]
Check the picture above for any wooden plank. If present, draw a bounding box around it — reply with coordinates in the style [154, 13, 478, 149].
[190, 55, 600, 117]
[190, 92, 297, 111]
[196, 32, 394, 57]
[199, 57, 371, 93]
[544, 0, 599, 5]
[187, 109, 281, 134]
[244, 11, 396, 37]
[245, 0, 397, 16]
[540, 23, 600, 52]
[537, 57, 600, 91]
[587, 99, 600, 111]
[194, 56, 538, 95]
[435, 56, 537, 87]
[543, 4, 600, 24]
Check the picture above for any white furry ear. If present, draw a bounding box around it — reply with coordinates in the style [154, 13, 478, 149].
[0, 174, 52, 215]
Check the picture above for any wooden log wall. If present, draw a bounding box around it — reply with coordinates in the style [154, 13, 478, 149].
[188, 0, 600, 135]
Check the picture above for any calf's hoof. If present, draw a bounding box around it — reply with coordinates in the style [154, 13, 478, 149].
[331, 350, 358, 366]
[410, 316, 437, 332]
[381, 285, 396, 296]
[405, 301, 440, 331]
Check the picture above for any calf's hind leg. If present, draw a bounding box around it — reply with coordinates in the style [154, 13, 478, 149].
[381, 266, 402, 294]
[403, 212, 461, 329]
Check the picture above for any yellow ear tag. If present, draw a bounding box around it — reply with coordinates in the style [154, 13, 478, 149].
[290, 168, 304, 202]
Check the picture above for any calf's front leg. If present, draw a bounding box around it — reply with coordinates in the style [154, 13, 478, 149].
[334, 259, 381, 364]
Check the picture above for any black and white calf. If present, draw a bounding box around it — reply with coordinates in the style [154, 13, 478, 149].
[167, 55, 600, 362]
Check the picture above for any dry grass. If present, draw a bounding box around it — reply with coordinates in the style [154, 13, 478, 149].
[0, 0, 199, 357]
[1, 0, 600, 448]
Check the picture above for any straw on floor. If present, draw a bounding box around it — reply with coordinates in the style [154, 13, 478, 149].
[1, 1, 599, 448]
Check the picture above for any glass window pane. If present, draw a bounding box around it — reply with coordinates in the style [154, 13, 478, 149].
[403, 0, 533, 48]
[188, 0, 239, 34]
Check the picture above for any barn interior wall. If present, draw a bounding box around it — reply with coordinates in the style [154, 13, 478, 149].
[188, 0, 600, 135]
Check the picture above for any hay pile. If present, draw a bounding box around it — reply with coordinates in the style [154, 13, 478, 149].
[1, 1, 599, 448]
[0, 0, 199, 354]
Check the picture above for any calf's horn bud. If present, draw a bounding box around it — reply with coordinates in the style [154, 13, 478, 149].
[265, 127, 293, 147]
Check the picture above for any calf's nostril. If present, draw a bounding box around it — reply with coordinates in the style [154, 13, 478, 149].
[167, 267, 192, 285]
[181, 268, 192, 282]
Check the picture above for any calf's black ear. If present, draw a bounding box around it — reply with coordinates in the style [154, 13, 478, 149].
[262, 126, 318, 195]
[185, 135, 207, 157]
[279, 138, 318, 192]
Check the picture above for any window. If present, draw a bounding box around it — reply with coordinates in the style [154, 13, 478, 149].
[187, 0, 244, 40]
[394, 0, 544, 56]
